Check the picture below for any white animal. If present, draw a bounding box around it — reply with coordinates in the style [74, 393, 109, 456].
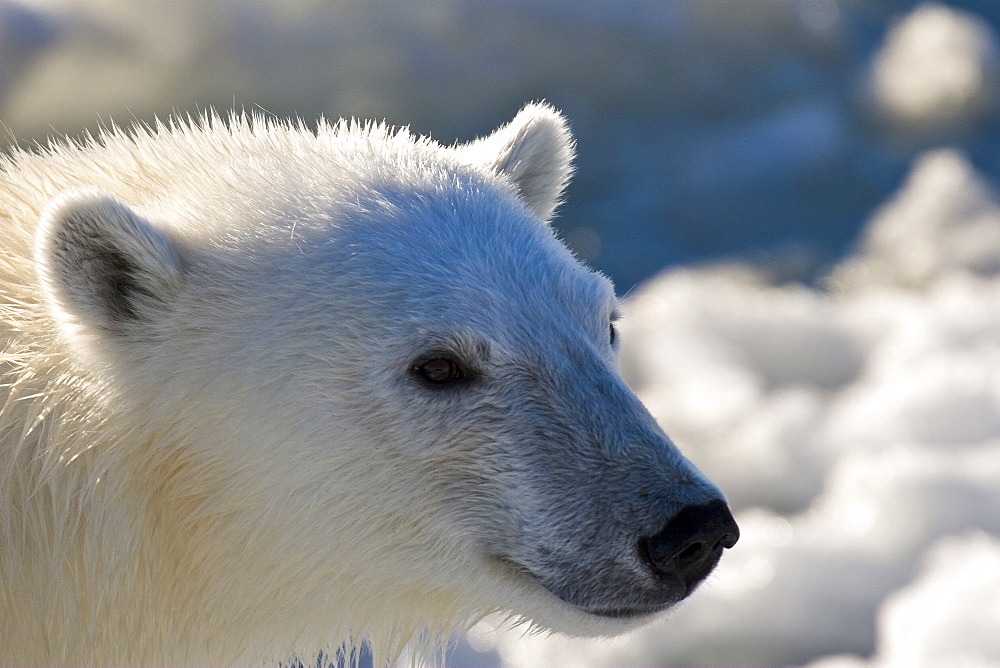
[0, 104, 738, 666]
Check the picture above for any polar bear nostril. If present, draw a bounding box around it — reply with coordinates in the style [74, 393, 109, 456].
[719, 528, 740, 549]
[639, 499, 740, 588]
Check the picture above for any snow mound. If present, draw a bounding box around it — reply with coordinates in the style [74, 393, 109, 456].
[869, 2, 1000, 138]
[814, 533, 1000, 668]
[872, 532, 1000, 667]
[832, 148, 1000, 289]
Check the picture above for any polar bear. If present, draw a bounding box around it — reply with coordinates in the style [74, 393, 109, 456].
[0, 104, 738, 666]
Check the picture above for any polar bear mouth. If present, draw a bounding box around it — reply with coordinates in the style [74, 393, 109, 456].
[492, 554, 680, 621]
[584, 605, 667, 619]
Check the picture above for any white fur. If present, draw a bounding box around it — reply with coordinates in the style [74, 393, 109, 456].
[0, 105, 726, 666]
[457, 104, 574, 221]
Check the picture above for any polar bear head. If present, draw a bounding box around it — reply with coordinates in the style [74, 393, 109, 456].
[32, 104, 737, 661]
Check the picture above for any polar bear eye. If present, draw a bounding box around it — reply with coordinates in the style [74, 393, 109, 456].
[609, 311, 622, 346]
[415, 357, 465, 385]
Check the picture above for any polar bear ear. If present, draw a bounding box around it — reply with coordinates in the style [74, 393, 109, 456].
[460, 102, 575, 221]
[36, 188, 184, 337]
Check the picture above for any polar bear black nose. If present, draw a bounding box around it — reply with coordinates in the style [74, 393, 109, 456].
[639, 499, 740, 589]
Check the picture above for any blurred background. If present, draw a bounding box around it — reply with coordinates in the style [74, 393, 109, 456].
[3, 0, 999, 666]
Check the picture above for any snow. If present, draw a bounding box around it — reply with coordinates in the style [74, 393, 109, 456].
[873, 533, 1000, 667]
[2, 0, 1000, 665]
[868, 3, 1000, 137]
[833, 148, 1000, 288]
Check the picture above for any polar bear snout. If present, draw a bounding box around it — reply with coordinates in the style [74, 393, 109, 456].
[638, 499, 740, 595]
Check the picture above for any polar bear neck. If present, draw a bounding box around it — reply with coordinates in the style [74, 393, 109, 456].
[0, 346, 483, 665]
